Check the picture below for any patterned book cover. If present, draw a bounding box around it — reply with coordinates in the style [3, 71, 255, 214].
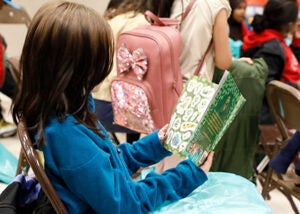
[164, 71, 246, 166]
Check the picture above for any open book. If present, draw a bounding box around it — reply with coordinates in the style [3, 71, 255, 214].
[164, 70, 246, 166]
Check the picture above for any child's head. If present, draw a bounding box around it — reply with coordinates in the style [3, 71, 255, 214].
[104, 0, 149, 19]
[146, 0, 175, 17]
[251, 0, 298, 35]
[229, 0, 247, 24]
[13, 1, 114, 139]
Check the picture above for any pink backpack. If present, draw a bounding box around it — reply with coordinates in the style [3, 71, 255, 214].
[111, 1, 196, 134]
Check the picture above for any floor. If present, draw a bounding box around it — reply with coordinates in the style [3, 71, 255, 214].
[1, 0, 300, 213]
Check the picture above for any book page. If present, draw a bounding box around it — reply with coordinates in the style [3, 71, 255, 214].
[164, 76, 218, 159]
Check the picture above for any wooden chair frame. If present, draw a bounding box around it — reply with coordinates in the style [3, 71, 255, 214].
[258, 80, 300, 214]
[17, 119, 68, 214]
[0, 3, 31, 27]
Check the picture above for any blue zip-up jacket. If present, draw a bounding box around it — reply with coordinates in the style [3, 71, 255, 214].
[39, 108, 207, 213]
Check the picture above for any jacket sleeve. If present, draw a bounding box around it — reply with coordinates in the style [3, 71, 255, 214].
[61, 155, 207, 213]
[43, 121, 208, 214]
[50, 129, 207, 214]
[117, 131, 172, 174]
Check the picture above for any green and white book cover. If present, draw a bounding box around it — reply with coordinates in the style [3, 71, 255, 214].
[164, 70, 246, 166]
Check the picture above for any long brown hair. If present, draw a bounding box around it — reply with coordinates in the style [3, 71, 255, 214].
[104, 0, 176, 20]
[12, 1, 114, 146]
[104, 0, 149, 19]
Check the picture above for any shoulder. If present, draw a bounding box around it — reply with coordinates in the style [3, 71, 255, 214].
[263, 39, 284, 51]
[171, 0, 231, 25]
[243, 39, 285, 60]
[229, 58, 268, 81]
[196, 0, 231, 17]
[108, 12, 148, 36]
[42, 116, 110, 168]
[261, 39, 285, 61]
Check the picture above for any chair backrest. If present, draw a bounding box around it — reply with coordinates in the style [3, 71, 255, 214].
[17, 119, 68, 214]
[0, 4, 31, 27]
[266, 80, 300, 140]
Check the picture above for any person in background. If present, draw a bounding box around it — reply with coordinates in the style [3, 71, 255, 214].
[242, 0, 300, 125]
[12, 1, 214, 213]
[242, 0, 300, 178]
[0, 35, 17, 138]
[228, 0, 248, 58]
[147, 0, 232, 172]
[92, 0, 150, 143]
[149, 0, 232, 81]
[104, 0, 124, 19]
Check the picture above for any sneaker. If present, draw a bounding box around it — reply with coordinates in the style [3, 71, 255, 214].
[0, 119, 17, 138]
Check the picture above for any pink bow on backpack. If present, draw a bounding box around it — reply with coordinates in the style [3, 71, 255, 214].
[117, 44, 148, 80]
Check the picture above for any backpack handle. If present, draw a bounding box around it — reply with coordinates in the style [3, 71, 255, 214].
[144, 10, 180, 27]
[144, 0, 196, 27]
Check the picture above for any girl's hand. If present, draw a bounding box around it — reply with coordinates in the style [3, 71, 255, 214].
[200, 152, 214, 174]
[158, 124, 168, 144]
[237, 57, 253, 64]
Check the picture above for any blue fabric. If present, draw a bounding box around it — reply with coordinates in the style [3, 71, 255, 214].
[0, 143, 17, 184]
[153, 172, 272, 214]
[229, 38, 243, 58]
[39, 113, 208, 213]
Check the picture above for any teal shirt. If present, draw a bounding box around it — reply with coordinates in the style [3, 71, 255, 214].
[39, 115, 208, 213]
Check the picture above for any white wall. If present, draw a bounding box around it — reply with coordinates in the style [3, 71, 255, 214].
[0, 0, 109, 57]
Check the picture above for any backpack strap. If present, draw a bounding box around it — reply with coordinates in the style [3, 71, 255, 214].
[179, 0, 212, 76]
[144, 10, 180, 27]
[181, 0, 196, 21]
[144, 0, 196, 27]
[194, 39, 213, 76]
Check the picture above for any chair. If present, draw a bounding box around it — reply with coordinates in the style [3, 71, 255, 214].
[16, 118, 68, 214]
[0, 2, 31, 84]
[258, 80, 300, 214]
[0, 3, 31, 27]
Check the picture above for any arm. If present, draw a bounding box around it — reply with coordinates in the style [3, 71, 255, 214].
[61, 155, 207, 213]
[47, 124, 208, 213]
[213, 9, 232, 70]
[117, 131, 172, 174]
